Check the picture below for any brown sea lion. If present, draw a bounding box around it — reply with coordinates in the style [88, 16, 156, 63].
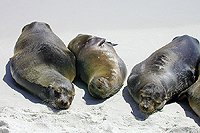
[10, 22, 76, 109]
[68, 34, 127, 99]
[127, 35, 200, 114]
[187, 64, 200, 117]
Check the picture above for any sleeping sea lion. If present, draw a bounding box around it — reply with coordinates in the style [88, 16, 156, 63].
[10, 22, 76, 109]
[68, 34, 127, 99]
[187, 64, 200, 117]
[127, 35, 200, 114]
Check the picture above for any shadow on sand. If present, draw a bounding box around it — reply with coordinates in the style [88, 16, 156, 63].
[123, 85, 200, 124]
[178, 100, 200, 126]
[3, 60, 104, 111]
[3, 61, 67, 112]
[122, 86, 148, 121]
[3, 60, 41, 104]
[73, 78, 106, 105]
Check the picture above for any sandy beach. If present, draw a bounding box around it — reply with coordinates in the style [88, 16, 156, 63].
[0, 0, 200, 132]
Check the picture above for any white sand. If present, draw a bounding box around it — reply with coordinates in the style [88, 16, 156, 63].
[0, 0, 200, 132]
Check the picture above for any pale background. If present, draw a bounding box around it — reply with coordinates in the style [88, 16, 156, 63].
[0, 0, 200, 132]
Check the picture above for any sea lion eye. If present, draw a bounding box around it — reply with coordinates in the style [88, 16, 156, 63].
[140, 93, 144, 98]
[154, 95, 165, 104]
[54, 90, 60, 98]
[139, 93, 147, 100]
[154, 92, 160, 99]
[68, 96, 73, 102]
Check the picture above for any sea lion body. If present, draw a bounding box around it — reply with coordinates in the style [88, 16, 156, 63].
[68, 34, 127, 99]
[187, 65, 200, 117]
[127, 35, 200, 114]
[10, 22, 76, 109]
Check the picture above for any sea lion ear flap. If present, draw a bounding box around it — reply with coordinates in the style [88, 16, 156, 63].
[156, 100, 166, 110]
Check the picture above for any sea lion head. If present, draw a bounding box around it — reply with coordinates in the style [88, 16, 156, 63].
[88, 77, 112, 99]
[22, 21, 52, 33]
[44, 81, 75, 109]
[138, 83, 167, 114]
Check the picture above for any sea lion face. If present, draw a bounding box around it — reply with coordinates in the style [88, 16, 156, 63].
[46, 83, 75, 109]
[138, 83, 167, 114]
[88, 77, 111, 99]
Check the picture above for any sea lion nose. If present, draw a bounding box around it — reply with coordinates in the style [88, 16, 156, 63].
[143, 104, 148, 109]
[60, 100, 67, 106]
[141, 104, 149, 112]
[57, 100, 70, 109]
[139, 102, 150, 113]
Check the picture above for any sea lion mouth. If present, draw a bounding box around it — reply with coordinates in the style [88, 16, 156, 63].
[53, 95, 74, 109]
[139, 97, 156, 114]
[139, 99, 166, 114]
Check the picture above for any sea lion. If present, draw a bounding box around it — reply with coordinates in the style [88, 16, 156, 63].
[187, 65, 200, 117]
[10, 22, 76, 109]
[127, 35, 200, 114]
[68, 34, 127, 99]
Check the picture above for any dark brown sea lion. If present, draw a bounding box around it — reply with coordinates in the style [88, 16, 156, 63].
[187, 64, 200, 117]
[127, 35, 200, 114]
[10, 22, 76, 109]
[68, 34, 127, 99]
